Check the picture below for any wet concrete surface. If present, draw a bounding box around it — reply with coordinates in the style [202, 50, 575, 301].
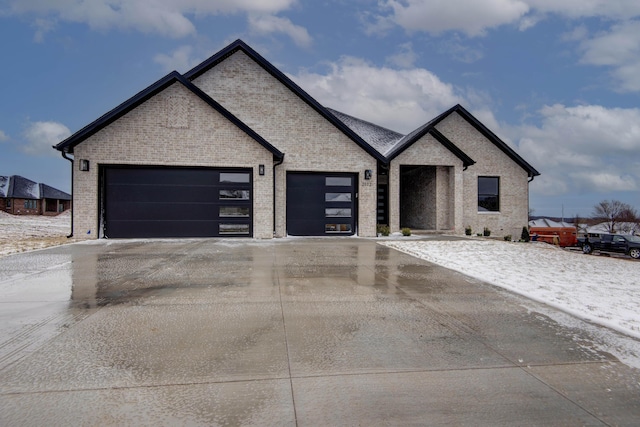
[1, 238, 640, 426]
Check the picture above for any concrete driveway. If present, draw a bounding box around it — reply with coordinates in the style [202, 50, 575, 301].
[1, 238, 639, 426]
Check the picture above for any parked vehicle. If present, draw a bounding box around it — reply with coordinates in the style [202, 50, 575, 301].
[578, 233, 640, 259]
[529, 226, 577, 247]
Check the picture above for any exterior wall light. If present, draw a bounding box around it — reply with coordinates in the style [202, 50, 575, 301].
[79, 159, 90, 171]
[364, 169, 372, 180]
[259, 164, 265, 176]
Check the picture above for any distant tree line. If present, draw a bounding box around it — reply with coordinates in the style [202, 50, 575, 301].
[574, 200, 639, 234]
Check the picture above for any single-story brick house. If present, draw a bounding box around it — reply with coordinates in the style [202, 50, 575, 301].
[54, 39, 539, 239]
[0, 175, 71, 216]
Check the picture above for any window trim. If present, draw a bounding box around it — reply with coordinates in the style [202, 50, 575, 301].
[478, 176, 500, 213]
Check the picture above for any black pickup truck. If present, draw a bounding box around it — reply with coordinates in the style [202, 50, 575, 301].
[578, 233, 640, 259]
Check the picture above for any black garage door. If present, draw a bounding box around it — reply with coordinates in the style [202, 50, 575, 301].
[286, 172, 356, 236]
[102, 167, 252, 238]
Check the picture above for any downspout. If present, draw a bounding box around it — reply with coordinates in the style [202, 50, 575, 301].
[528, 175, 535, 182]
[273, 154, 285, 237]
[61, 151, 74, 238]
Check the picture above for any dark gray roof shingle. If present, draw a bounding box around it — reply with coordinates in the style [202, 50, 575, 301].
[0, 175, 70, 200]
[40, 183, 71, 201]
[326, 109, 404, 156]
[10, 175, 40, 199]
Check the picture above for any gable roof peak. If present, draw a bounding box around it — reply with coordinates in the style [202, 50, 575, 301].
[185, 39, 386, 162]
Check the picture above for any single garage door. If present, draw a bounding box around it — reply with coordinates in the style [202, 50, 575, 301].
[102, 167, 252, 238]
[286, 172, 356, 236]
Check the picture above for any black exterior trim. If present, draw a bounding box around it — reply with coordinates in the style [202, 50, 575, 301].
[413, 104, 540, 178]
[385, 125, 476, 168]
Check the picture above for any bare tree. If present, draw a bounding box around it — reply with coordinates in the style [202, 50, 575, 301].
[573, 214, 587, 236]
[592, 200, 637, 233]
[619, 205, 640, 234]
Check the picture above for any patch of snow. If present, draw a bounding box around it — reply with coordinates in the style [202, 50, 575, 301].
[0, 211, 72, 257]
[0, 176, 8, 197]
[381, 240, 640, 339]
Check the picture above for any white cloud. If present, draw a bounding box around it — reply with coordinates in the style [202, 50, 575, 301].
[438, 36, 484, 63]
[526, 0, 640, 20]
[154, 45, 199, 73]
[22, 121, 71, 156]
[0, 130, 8, 142]
[579, 21, 640, 67]
[570, 172, 637, 193]
[248, 14, 312, 48]
[373, 0, 640, 37]
[510, 104, 640, 196]
[32, 17, 56, 42]
[377, 0, 530, 36]
[289, 57, 464, 133]
[577, 20, 640, 92]
[5, 0, 298, 39]
[385, 42, 417, 68]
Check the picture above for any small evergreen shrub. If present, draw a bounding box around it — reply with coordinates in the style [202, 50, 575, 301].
[401, 227, 411, 236]
[521, 226, 530, 242]
[503, 235, 512, 241]
[483, 227, 491, 237]
[465, 226, 472, 236]
[377, 224, 390, 236]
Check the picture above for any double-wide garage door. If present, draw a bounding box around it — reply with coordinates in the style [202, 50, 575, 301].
[286, 172, 356, 236]
[103, 167, 252, 238]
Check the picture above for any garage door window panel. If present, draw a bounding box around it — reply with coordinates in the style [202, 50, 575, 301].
[219, 224, 250, 235]
[326, 224, 352, 233]
[326, 177, 352, 186]
[220, 173, 250, 183]
[220, 189, 250, 200]
[220, 206, 250, 217]
[325, 193, 352, 202]
[326, 208, 352, 218]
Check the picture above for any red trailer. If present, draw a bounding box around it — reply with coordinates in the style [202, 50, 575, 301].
[530, 226, 578, 247]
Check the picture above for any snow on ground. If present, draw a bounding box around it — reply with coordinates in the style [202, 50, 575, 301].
[0, 211, 72, 257]
[383, 239, 640, 341]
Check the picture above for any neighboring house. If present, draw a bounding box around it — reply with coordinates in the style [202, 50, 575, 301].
[581, 221, 640, 236]
[0, 175, 71, 216]
[54, 39, 539, 239]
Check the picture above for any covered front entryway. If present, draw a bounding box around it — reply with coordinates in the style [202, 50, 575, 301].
[286, 172, 357, 236]
[101, 166, 252, 238]
[399, 165, 453, 230]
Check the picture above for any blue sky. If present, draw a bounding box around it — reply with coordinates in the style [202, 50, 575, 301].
[1, 0, 639, 218]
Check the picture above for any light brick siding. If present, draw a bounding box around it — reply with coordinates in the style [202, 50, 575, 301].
[73, 82, 275, 239]
[435, 112, 530, 239]
[193, 51, 378, 237]
[67, 46, 533, 240]
[389, 134, 464, 233]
